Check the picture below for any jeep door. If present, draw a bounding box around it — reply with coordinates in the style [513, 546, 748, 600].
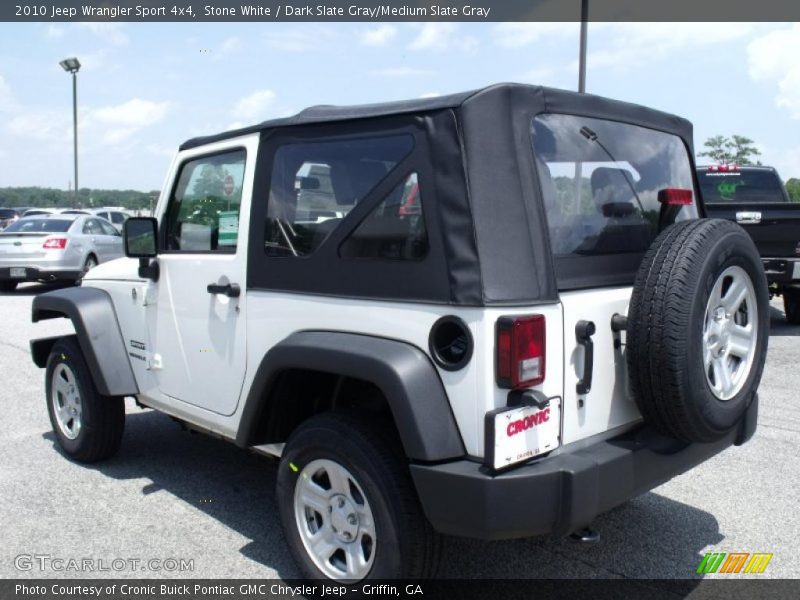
[146, 136, 257, 415]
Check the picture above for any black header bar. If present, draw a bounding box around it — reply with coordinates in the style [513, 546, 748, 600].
[4, 0, 800, 22]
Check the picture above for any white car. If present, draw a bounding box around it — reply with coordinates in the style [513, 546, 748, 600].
[89, 208, 131, 232]
[29, 83, 768, 581]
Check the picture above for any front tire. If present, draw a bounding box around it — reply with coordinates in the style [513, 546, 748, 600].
[276, 413, 440, 581]
[783, 289, 800, 324]
[45, 337, 125, 462]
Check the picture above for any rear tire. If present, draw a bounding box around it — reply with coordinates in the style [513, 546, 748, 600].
[276, 412, 440, 581]
[0, 281, 17, 292]
[45, 337, 125, 462]
[783, 289, 800, 324]
[627, 219, 769, 443]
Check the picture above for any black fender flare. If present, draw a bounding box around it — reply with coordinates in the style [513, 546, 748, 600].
[31, 287, 138, 397]
[235, 331, 465, 462]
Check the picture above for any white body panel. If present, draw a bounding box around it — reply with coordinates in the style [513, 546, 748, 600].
[87, 259, 565, 457]
[240, 293, 564, 458]
[559, 287, 641, 444]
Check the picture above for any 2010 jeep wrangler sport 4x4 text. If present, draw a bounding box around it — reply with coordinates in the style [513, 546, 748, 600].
[30, 84, 768, 581]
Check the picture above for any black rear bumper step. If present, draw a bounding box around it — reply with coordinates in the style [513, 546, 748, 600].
[411, 395, 757, 540]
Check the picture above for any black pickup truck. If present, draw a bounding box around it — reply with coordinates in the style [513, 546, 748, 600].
[699, 165, 800, 323]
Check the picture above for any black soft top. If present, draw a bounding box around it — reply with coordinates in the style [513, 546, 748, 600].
[198, 83, 697, 306]
[180, 83, 694, 154]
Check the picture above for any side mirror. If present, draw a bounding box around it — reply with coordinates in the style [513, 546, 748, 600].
[123, 217, 159, 281]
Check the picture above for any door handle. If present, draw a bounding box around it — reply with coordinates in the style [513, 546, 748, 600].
[736, 211, 761, 225]
[575, 320, 596, 395]
[207, 282, 241, 298]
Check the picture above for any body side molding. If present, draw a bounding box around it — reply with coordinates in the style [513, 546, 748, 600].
[31, 287, 139, 397]
[236, 331, 465, 462]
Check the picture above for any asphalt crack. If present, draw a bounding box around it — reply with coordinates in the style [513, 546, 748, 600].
[0, 339, 28, 354]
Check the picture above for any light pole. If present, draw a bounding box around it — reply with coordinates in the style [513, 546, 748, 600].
[59, 57, 81, 205]
[578, 0, 588, 93]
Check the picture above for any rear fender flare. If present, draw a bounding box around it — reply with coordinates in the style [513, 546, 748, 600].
[236, 331, 465, 462]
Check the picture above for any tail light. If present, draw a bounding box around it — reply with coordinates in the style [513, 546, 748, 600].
[43, 238, 68, 250]
[496, 315, 546, 389]
[658, 188, 693, 206]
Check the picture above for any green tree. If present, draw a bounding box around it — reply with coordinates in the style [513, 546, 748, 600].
[699, 135, 762, 166]
[729, 135, 762, 166]
[786, 178, 800, 203]
[192, 165, 226, 200]
[699, 135, 732, 165]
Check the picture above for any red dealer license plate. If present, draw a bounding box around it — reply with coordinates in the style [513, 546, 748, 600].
[485, 398, 561, 470]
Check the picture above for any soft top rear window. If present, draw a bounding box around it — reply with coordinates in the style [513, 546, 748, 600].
[2, 218, 73, 233]
[532, 113, 698, 290]
[697, 169, 787, 203]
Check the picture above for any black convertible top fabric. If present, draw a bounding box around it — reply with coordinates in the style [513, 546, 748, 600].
[185, 83, 696, 305]
[180, 83, 693, 153]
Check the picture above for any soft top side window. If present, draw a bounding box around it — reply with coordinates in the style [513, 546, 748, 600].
[264, 134, 414, 257]
[340, 172, 428, 261]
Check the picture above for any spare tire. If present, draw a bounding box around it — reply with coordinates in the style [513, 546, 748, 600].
[627, 218, 769, 443]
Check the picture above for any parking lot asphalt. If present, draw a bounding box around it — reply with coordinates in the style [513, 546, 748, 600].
[1, 282, 798, 581]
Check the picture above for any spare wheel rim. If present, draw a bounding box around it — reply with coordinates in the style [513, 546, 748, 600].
[702, 265, 758, 401]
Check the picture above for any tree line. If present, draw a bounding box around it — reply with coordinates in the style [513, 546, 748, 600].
[0, 187, 158, 212]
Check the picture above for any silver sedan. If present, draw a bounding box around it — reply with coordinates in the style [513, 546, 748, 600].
[0, 214, 124, 292]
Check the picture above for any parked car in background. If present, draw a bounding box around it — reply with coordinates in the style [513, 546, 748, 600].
[0, 208, 20, 230]
[0, 214, 123, 292]
[89, 208, 130, 232]
[22, 208, 55, 217]
[698, 165, 800, 323]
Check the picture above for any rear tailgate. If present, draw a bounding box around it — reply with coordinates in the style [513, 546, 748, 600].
[698, 166, 799, 259]
[704, 202, 800, 258]
[531, 113, 699, 446]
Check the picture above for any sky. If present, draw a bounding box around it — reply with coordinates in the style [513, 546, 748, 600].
[0, 21, 799, 191]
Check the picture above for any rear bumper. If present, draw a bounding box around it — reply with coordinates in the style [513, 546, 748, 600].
[411, 395, 758, 540]
[762, 258, 800, 284]
[0, 266, 82, 282]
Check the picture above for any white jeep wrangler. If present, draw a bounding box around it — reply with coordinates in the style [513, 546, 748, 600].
[30, 83, 768, 581]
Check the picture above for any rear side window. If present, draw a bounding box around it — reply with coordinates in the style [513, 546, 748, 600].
[532, 114, 698, 288]
[340, 172, 428, 260]
[3, 218, 72, 233]
[265, 135, 414, 257]
[0, 209, 18, 219]
[698, 169, 787, 203]
[83, 218, 105, 235]
[99, 220, 119, 236]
